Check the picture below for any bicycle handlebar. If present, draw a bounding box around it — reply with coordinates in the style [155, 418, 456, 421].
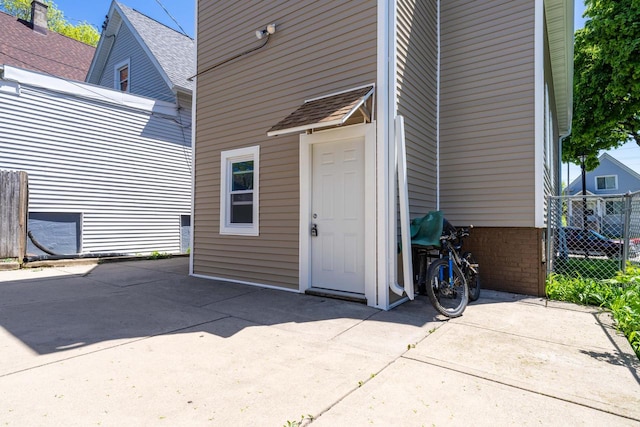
[440, 227, 471, 241]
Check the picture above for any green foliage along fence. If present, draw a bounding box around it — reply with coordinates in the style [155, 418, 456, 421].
[0, 170, 28, 259]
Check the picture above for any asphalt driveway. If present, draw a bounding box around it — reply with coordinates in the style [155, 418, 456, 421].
[0, 257, 638, 426]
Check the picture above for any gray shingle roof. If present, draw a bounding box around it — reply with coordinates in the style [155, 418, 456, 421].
[116, 1, 194, 92]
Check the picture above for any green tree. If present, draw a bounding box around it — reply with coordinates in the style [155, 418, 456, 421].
[0, 0, 99, 46]
[563, 0, 640, 169]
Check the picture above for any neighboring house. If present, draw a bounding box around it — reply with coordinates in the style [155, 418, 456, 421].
[0, 0, 195, 258]
[191, 0, 573, 309]
[86, 0, 194, 130]
[565, 153, 640, 235]
[0, 65, 192, 256]
[0, 1, 95, 80]
[566, 153, 640, 196]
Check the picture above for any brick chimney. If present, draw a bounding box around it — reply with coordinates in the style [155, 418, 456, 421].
[30, 1, 48, 34]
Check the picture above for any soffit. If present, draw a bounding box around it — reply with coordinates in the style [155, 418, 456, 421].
[545, 0, 574, 135]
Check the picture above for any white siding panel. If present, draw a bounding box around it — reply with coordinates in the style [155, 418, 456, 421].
[0, 84, 191, 254]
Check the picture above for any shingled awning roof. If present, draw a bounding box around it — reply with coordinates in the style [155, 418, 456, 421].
[267, 85, 374, 137]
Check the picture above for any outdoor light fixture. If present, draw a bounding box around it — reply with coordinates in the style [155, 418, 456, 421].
[255, 23, 276, 39]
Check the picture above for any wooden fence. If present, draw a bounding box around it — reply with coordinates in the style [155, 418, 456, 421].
[0, 170, 28, 259]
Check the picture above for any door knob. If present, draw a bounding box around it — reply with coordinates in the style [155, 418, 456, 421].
[311, 223, 318, 237]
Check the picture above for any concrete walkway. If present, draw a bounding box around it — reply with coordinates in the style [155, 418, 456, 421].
[0, 257, 638, 426]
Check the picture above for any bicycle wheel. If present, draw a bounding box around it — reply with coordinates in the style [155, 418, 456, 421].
[425, 258, 468, 317]
[463, 252, 481, 302]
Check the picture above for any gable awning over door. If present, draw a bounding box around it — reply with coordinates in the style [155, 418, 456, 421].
[266, 85, 374, 137]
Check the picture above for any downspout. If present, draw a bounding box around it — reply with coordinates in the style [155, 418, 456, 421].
[558, 131, 570, 197]
[386, 0, 408, 300]
[436, 0, 441, 210]
[394, 116, 414, 300]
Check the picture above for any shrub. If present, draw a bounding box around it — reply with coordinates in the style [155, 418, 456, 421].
[546, 265, 640, 359]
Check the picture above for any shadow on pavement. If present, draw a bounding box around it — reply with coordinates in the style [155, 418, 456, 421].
[0, 257, 442, 356]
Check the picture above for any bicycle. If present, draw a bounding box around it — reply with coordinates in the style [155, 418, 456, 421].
[424, 228, 468, 317]
[411, 214, 480, 317]
[423, 224, 480, 317]
[451, 224, 481, 303]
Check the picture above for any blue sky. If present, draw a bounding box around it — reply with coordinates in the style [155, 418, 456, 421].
[51, 0, 637, 183]
[53, 0, 194, 37]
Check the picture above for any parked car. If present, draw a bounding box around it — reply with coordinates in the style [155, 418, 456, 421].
[631, 238, 640, 258]
[557, 227, 630, 259]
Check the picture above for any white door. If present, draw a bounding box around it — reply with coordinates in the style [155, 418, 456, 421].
[310, 138, 365, 294]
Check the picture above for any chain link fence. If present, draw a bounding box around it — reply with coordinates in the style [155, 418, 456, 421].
[547, 191, 640, 280]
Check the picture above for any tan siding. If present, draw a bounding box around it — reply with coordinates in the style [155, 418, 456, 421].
[396, 0, 438, 214]
[194, 1, 377, 288]
[440, 0, 536, 227]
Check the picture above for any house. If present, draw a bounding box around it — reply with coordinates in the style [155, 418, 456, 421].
[190, 0, 573, 309]
[0, 1, 95, 80]
[565, 153, 640, 235]
[86, 0, 194, 128]
[0, 65, 192, 256]
[0, 1, 195, 258]
[566, 153, 640, 196]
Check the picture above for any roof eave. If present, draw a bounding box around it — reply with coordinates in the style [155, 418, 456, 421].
[545, 0, 574, 136]
[86, 1, 119, 84]
[115, 2, 175, 92]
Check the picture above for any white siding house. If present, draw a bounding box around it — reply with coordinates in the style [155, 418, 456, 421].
[0, 65, 191, 257]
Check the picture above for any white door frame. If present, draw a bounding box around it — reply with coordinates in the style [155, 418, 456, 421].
[299, 122, 377, 306]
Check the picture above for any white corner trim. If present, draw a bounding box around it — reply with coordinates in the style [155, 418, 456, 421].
[189, 60, 197, 276]
[376, 0, 393, 310]
[534, 0, 545, 228]
[1, 65, 177, 116]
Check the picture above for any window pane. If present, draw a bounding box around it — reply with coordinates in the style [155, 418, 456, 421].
[232, 161, 253, 191]
[230, 194, 253, 223]
[606, 201, 623, 215]
[597, 176, 616, 190]
[118, 66, 129, 92]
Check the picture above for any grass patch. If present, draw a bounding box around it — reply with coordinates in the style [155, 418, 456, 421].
[553, 257, 622, 280]
[149, 251, 171, 260]
[547, 264, 640, 359]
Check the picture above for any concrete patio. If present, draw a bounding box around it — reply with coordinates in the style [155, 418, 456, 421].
[0, 257, 638, 425]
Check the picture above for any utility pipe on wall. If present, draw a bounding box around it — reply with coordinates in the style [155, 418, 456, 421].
[436, 0, 441, 210]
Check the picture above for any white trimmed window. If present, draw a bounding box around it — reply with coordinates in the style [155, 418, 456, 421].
[220, 146, 259, 235]
[596, 175, 617, 190]
[114, 59, 130, 92]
